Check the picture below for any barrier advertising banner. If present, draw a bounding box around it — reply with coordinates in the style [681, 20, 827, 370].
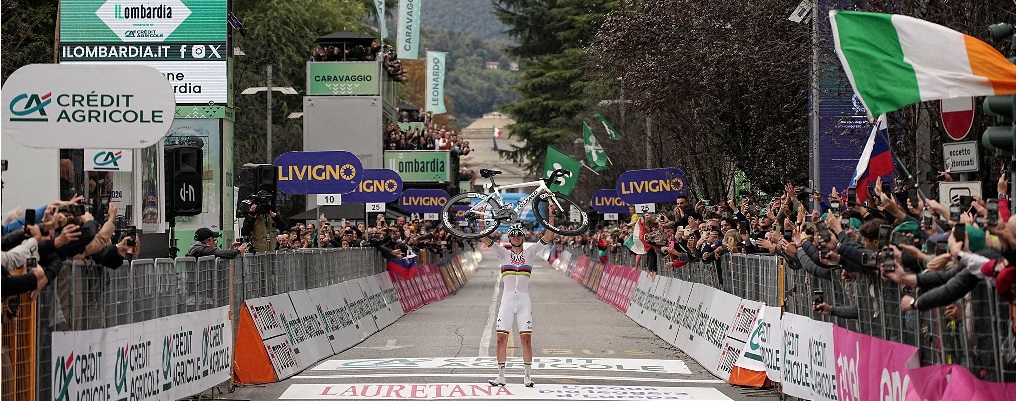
[615, 167, 688, 204]
[730, 305, 781, 386]
[275, 151, 363, 195]
[286, 291, 337, 368]
[780, 313, 836, 401]
[51, 306, 231, 401]
[307, 285, 362, 355]
[833, 326, 920, 401]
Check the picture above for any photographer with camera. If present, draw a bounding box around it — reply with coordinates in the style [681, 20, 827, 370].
[239, 190, 286, 253]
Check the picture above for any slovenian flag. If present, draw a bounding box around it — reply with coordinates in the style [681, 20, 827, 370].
[850, 115, 895, 204]
[387, 249, 418, 280]
[830, 11, 1016, 118]
[623, 219, 650, 255]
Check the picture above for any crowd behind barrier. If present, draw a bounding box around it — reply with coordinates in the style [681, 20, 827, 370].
[556, 244, 1015, 399]
[1, 247, 469, 401]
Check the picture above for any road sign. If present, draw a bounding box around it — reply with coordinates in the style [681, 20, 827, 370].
[938, 181, 982, 207]
[366, 203, 385, 213]
[940, 97, 975, 141]
[634, 203, 656, 213]
[943, 141, 979, 173]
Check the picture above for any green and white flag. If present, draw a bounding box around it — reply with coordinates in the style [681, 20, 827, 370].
[425, 51, 447, 114]
[593, 113, 623, 141]
[397, 0, 422, 59]
[582, 122, 608, 171]
[374, 0, 388, 39]
[544, 146, 581, 195]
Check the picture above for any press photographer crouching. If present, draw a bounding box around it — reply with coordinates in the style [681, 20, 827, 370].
[239, 190, 286, 253]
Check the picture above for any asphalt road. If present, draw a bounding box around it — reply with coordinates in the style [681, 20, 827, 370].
[227, 249, 777, 401]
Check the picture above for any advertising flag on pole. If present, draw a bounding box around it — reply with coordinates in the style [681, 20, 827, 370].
[425, 51, 447, 114]
[593, 113, 623, 140]
[397, 0, 421, 58]
[544, 146, 581, 195]
[374, 0, 388, 39]
[582, 122, 609, 171]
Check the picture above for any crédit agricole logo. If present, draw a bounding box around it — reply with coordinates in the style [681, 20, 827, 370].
[96, 0, 192, 41]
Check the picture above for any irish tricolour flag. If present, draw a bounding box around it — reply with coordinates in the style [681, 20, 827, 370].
[624, 219, 650, 255]
[830, 11, 1016, 118]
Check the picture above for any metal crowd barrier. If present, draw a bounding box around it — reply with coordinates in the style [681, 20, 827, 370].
[0, 246, 458, 401]
[572, 245, 1015, 383]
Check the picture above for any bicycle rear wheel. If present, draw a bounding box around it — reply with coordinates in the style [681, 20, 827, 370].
[441, 192, 504, 239]
[533, 191, 589, 236]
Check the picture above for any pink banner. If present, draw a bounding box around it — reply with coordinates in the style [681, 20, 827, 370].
[907, 364, 1016, 401]
[572, 256, 589, 282]
[597, 264, 615, 301]
[833, 326, 920, 401]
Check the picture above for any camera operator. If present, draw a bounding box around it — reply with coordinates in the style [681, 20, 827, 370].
[239, 191, 285, 253]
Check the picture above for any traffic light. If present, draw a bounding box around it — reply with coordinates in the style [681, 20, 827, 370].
[980, 24, 1016, 157]
[165, 146, 203, 217]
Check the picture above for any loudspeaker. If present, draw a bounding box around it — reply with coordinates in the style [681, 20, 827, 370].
[165, 146, 203, 218]
[237, 163, 276, 209]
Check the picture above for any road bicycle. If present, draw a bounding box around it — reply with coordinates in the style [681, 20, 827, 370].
[440, 168, 589, 239]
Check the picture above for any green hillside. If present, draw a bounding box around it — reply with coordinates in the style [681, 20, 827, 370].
[420, 0, 507, 40]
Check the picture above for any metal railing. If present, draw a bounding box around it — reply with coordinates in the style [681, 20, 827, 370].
[570, 245, 1015, 383]
[1, 246, 458, 401]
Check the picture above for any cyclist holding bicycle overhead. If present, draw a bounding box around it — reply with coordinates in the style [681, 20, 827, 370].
[480, 212, 556, 388]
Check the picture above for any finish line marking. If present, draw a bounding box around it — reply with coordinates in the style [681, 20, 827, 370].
[293, 372, 724, 384]
[280, 383, 733, 400]
[311, 357, 692, 374]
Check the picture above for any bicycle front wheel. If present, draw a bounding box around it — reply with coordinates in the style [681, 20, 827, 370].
[533, 191, 589, 236]
[441, 192, 504, 239]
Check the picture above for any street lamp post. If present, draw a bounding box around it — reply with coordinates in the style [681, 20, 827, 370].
[242, 64, 298, 163]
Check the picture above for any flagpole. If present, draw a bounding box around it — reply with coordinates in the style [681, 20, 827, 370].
[876, 116, 927, 200]
[580, 162, 601, 176]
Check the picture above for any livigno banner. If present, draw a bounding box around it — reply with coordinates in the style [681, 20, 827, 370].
[59, 0, 227, 43]
[306, 62, 380, 96]
[384, 150, 450, 182]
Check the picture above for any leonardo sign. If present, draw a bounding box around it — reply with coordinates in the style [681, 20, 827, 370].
[306, 62, 380, 96]
[1, 64, 175, 149]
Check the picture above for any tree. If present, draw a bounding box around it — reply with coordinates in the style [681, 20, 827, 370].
[493, 0, 618, 173]
[1, 0, 56, 82]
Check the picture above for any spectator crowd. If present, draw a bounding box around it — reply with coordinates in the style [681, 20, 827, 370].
[272, 214, 464, 259]
[310, 41, 406, 82]
[548, 175, 1016, 325]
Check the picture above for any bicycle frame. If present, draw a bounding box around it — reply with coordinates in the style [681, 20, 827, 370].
[470, 179, 561, 220]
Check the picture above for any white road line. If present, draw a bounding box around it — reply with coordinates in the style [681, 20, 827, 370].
[479, 272, 502, 357]
[292, 372, 724, 384]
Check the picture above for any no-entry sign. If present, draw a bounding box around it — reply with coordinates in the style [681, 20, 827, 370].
[940, 97, 974, 141]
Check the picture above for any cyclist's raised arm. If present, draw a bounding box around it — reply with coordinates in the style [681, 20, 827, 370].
[542, 203, 557, 244]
